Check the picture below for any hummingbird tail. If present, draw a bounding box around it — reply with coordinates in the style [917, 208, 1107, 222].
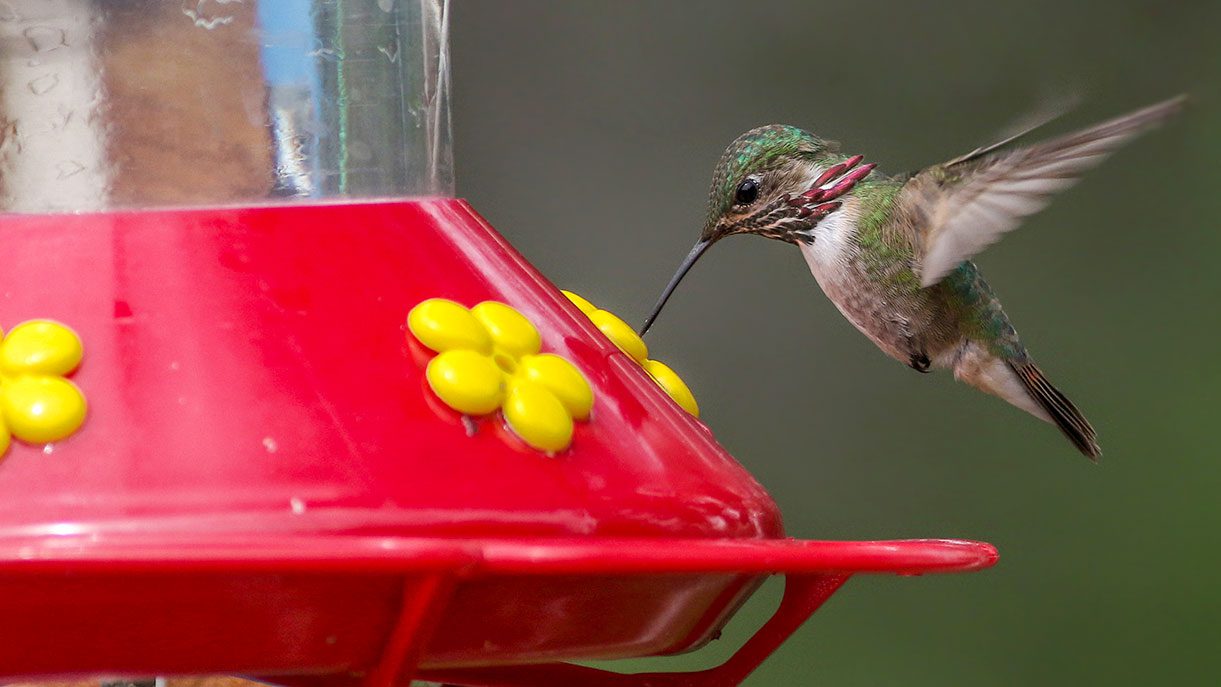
[1008, 360, 1101, 461]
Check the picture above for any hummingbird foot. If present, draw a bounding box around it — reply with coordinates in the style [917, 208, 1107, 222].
[909, 352, 932, 373]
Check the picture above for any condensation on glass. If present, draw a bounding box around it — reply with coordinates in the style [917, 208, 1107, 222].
[0, 0, 453, 213]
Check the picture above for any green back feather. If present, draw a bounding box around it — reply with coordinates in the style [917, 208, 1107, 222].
[850, 180, 932, 302]
[945, 262, 1026, 359]
[853, 178, 1025, 360]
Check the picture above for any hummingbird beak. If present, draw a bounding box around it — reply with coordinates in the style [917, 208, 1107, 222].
[640, 237, 713, 335]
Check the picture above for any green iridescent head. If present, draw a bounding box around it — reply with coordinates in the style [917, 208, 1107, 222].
[703, 124, 834, 241]
[641, 124, 875, 335]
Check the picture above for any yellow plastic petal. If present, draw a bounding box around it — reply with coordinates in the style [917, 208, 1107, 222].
[2, 376, 88, 443]
[516, 353, 594, 420]
[589, 309, 648, 363]
[0, 320, 83, 376]
[644, 359, 699, 417]
[560, 290, 597, 316]
[472, 301, 541, 358]
[408, 298, 493, 354]
[503, 380, 574, 453]
[425, 350, 504, 415]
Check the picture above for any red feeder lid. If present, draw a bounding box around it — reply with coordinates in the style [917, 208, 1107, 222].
[0, 200, 996, 686]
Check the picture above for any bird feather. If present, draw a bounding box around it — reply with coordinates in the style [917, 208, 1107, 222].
[915, 95, 1186, 287]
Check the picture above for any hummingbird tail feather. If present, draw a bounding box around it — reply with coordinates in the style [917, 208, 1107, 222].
[1008, 361, 1101, 460]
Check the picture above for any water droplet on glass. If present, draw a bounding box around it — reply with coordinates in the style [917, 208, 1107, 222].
[42, 444, 54, 455]
[290, 497, 306, 515]
[378, 44, 399, 63]
[55, 160, 85, 179]
[28, 73, 59, 95]
[307, 40, 344, 61]
[182, 0, 237, 30]
[24, 26, 67, 53]
[377, 0, 395, 12]
[46, 106, 74, 133]
[262, 436, 278, 453]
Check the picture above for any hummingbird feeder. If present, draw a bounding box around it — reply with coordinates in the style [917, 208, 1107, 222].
[0, 2, 996, 686]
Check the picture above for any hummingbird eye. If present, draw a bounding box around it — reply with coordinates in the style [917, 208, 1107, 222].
[734, 178, 760, 205]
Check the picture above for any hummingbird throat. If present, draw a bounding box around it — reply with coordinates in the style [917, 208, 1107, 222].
[760, 154, 877, 244]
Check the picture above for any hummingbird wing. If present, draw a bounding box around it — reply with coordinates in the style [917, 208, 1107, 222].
[914, 95, 1186, 287]
[942, 92, 1081, 168]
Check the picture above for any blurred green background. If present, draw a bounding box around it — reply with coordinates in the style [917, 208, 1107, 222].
[449, 2, 1219, 684]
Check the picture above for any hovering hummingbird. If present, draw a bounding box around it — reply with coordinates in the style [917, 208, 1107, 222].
[640, 96, 1187, 459]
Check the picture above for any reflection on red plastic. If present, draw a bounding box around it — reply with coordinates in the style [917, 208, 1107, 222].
[0, 200, 997, 685]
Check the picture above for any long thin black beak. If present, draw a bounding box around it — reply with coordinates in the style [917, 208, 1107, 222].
[640, 238, 712, 335]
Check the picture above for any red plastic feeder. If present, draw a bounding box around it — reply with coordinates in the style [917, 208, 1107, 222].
[0, 3, 995, 686]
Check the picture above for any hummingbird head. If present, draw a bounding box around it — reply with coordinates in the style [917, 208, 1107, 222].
[640, 124, 874, 335]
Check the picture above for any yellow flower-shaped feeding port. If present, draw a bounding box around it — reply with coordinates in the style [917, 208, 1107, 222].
[561, 290, 699, 417]
[0, 320, 88, 456]
[408, 298, 594, 453]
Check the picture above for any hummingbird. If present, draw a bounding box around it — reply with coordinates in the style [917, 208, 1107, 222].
[640, 96, 1186, 459]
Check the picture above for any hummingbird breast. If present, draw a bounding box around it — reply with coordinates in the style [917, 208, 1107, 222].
[797, 193, 961, 367]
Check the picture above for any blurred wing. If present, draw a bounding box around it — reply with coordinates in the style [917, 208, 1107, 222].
[917, 95, 1186, 287]
[943, 92, 1081, 168]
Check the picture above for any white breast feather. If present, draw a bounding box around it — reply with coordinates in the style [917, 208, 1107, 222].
[797, 201, 858, 286]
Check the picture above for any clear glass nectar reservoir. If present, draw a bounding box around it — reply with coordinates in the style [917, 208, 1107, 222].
[0, 0, 452, 212]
